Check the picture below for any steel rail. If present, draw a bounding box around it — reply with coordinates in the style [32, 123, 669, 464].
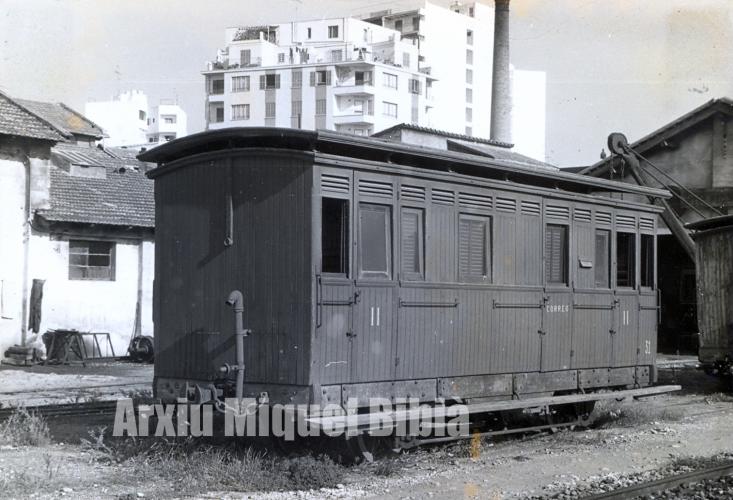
[581, 461, 733, 500]
[0, 401, 120, 420]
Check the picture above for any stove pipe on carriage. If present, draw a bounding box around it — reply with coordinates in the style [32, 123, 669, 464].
[490, 0, 512, 144]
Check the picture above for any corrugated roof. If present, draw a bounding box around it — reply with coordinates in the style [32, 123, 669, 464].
[14, 98, 105, 140]
[38, 144, 154, 228]
[0, 92, 65, 142]
[583, 97, 733, 176]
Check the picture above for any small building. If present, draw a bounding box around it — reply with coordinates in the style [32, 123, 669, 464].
[0, 92, 154, 358]
[146, 100, 188, 145]
[85, 90, 150, 147]
[581, 97, 733, 353]
[372, 123, 556, 170]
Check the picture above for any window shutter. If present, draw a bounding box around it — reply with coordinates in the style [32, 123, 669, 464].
[259, 75, 265, 90]
[459, 216, 488, 281]
[325, 71, 332, 85]
[275, 74, 281, 89]
[310, 72, 316, 86]
[545, 225, 567, 284]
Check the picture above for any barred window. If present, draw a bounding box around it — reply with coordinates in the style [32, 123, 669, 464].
[265, 102, 276, 118]
[316, 99, 327, 115]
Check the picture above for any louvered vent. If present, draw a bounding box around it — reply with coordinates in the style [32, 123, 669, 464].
[321, 174, 349, 194]
[459, 192, 492, 210]
[546, 205, 570, 220]
[574, 208, 592, 222]
[495, 197, 516, 212]
[432, 188, 455, 205]
[359, 179, 393, 198]
[616, 214, 636, 229]
[521, 200, 541, 216]
[639, 217, 655, 231]
[596, 211, 612, 225]
[401, 185, 426, 202]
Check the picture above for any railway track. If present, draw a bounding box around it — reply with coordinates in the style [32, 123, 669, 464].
[581, 462, 733, 500]
[0, 400, 120, 420]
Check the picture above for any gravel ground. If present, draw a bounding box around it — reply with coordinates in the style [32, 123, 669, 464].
[644, 474, 733, 499]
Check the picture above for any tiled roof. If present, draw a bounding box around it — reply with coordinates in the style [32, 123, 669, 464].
[447, 139, 558, 170]
[15, 98, 105, 139]
[0, 92, 65, 141]
[38, 144, 154, 228]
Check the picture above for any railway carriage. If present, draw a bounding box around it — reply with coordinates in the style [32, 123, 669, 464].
[140, 128, 675, 437]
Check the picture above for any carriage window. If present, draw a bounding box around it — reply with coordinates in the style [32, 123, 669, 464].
[545, 224, 568, 285]
[401, 208, 424, 280]
[459, 214, 490, 282]
[321, 198, 349, 276]
[359, 203, 392, 278]
[640, 234, 654, 288]
[595, 230, 611, 288]
[617, 232, 636, 288]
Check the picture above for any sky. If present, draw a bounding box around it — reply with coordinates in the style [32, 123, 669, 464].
[1, 0, 732, 166]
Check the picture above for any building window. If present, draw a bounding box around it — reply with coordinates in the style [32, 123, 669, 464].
[383, 72, 398, 89]
[395, 20, 403, 31]
[148, 137, 155, 143]
[316, 99, 327, 115]
[331, 49, 343, 62]
[69, 240, 115, 281]
[408, 78, 422, 94]
[232, 75, 250, 92]
[211, 79, 224, 95]
[163, 135, 175, 141]
[466, 88, 473, 103]
[412, 16, 420, 30]
[328, 25, 339, 38]
[260, 73, 280, 90]
[411, 106, 419, 123]
[401, 208, 424, 280]
[465, 107, 472, 122]
[402, 52, 410, 68]
[292, 71, 302, 89]
[545, 224, 568, 285]
[595, 229, 611, 288]
[322, 198, 349, 276]
[354, 99, 364, 114]
[232, 104, 250, 121]
[467, 29, 474, 45]
[465, 126, 472, 136]
[240, 49, 251, 66]
[307, 27, 312, 39]
[162, 115, 176, 124]
[355, 71, 372, 85]
[459, 214, 490, 282]
[383, 101, 398, 118]
[215, 106, 224, 122]
[278, 53, 285, 63]
[291, 100, 302, 117]
[466, 49, 473, 65]
[311, 70, 331, 86]
[466, 68, 473, 84]
[138, 110, 146, 121]
[617, 232, 636, 288]
[641, 234, 654, 288]
[265, 102, 276, 118]
[359, 203, 392, 279]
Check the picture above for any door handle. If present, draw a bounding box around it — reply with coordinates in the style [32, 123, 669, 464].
[346, 331, 357, 338]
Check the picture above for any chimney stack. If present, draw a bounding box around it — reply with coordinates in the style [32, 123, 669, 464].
[490, 0, 512, 144]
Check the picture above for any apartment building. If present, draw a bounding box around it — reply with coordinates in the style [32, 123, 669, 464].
[203, 18, 435, 136]
[147, 101, 188, 145]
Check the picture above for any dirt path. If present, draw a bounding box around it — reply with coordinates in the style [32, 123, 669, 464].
[0, 368, 731, 499]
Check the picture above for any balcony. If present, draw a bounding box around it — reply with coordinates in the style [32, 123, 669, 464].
[333, 113, 376, 127]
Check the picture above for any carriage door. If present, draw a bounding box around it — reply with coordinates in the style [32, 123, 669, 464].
[613, 217, 640, 367]
[351, 172, 397, 383]
[317, 169, 355, 385]
[541, 204, 573, 372]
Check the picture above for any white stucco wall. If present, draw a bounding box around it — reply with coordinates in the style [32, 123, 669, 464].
[27, 233, 155, 356]
[0, 156, 28, 357]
